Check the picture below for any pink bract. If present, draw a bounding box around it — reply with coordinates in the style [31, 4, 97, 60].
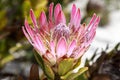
[22, 3, 100, 65]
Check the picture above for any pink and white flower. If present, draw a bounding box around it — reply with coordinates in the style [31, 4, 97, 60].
[22, 3, 100, 65]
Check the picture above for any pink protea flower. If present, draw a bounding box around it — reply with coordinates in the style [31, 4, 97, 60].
[22, 3, 100, 65]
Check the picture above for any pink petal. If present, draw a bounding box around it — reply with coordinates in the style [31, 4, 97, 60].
[30, 9, 37, 27]
[24, 20, 45, 55]
[34, 34, 46, 54]
[56, 37, 67, 59]
[74, 47, 87, 59]
[54, 3, 62, 22]
[24, 20, 39, 43]
[48, 20, 54, 29]
[88, 31, 96, 44]
[67, 40, 76, 57]
[84, 16, 100, 47]
[49, 3, 54, 21]
[39, 11, 49, 32]
[85, 28, 96, 47]
[70, 4, 77, 23]
[88, 16, 99, 31]
[44, 50, 56, 65]
[92, 16, 100, 29]
[50, 41, 55, 57]
[32, 35, 45, 56]
[85, 32, 95, 47]
[22, 27, 32, 44]
[24, 20, 35, 39]
[70, 4, 81, 32]
[39, 11, 47, 26]
[56, 11, 66, 24]
[77, 24, 85, 39]
[86, 13, 97, 31]
[74, 8, 81, 29]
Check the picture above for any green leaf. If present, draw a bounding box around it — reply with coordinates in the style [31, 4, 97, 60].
[44, 64, 55, 80]
[73, 58, 81, 69]
[33, 51, 44, 70]
[74, 73, 88, 80]
[58, 58, 74, 76]
[61, 67, 88, 80]
[33, 51, 54, 80]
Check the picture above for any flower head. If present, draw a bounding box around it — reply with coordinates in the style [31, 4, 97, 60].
[22, 3, 100, 65]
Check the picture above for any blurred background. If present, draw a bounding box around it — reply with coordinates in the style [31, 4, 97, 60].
[0, 0, 120, 80]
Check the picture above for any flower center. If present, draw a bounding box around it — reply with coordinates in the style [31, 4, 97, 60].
[52, 23, 70, 40]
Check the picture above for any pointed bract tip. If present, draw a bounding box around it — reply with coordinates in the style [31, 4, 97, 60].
[29, 9, 37, 26]
[97, 16, 101, 22]
[50, 2, 54, 6]
[93, 13, 96, 16]
[30, 9, 34, 13]
[24, 19, 29, 26]
[55, 3, 62, 10]
[72, 4, 76, 7]
[40, 11, 45, 17]
[56, 3, 61, 6]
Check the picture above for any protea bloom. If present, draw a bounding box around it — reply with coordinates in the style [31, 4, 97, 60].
[22, 3, 100, 65]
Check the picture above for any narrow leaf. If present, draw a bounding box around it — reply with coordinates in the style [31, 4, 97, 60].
[44, 63, 55, 80]
[33, 51, 44, 70]
[61, 67, 88, 80]
[73, 58, 81, 69]
[34, 51, 54, 80]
